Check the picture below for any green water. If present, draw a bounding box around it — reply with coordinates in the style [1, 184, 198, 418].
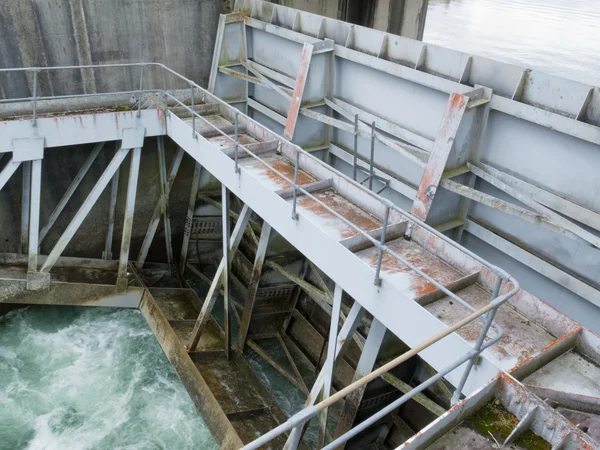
[0, 306, 217, 450]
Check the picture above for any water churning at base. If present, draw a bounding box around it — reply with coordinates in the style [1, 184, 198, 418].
[0, 306, 217, 450]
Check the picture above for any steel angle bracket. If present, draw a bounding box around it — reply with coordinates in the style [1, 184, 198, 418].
[122, 127, 146, 149]
[11, 137, 45, 162]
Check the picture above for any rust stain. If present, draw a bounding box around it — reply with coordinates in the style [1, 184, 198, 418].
[283, 45, 311, 139]
[366, 239, 462, 298]
[297, 190, 382, 240]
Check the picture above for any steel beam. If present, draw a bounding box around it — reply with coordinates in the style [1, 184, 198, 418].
[27, 159, 42, 276]
[103, 145, 120, 260]
[20, 161, 31, 254]
[222, 185, 232, 359]
[282, 300, 364, 450]
[477, 161, 600, 233]
[283, 43, 314, 140]
[0, 158, 21, 192]
[179, 162, 202, 274]
[412, 93, 469, 220]
[440, 178, 575, 239]
[41, 148, 130, 274]
[137, 147, 184, 267]
[469, 162, 600, 250]
[187, 204, 253, 352]
[116, 147, 142, 291]
[237, 222, 272, 351]
[318, 283, 343, 447]
[333, 318, 387, 443]
[40, 142, 105, 245]
[157, 137, 175, 267]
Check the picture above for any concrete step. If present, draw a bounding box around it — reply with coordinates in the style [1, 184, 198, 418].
[424, 284, 559, 371]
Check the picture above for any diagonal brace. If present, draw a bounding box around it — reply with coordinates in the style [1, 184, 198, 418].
[41, 147, 130, 273]
[188, 204, 253, 351]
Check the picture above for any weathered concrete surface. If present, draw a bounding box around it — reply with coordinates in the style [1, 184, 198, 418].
[138, 289, 245, 450]
[0, 0, 224, 97]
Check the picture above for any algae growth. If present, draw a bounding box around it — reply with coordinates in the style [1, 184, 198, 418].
[467, 399, 551, 450]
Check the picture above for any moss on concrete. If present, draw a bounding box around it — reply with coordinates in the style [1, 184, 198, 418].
[466, 400, 551, 450]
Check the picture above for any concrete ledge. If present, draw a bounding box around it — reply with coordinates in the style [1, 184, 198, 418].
[138, 289, 244, 450]
[0, 279, 142, 307]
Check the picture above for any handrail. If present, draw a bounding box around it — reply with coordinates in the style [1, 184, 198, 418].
[1, 63, 521, 449]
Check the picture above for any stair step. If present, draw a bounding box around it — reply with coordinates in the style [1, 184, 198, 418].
[523, 348, 600, 398]
[171, 324, 224, 352]
[425, 284, 558, 370]
[149, 288, 199, 320]
[355, 238, 466, 300]
[237, 153, 317, 190]
[194, 356, 267, 416]
[288, 188, 383, 241]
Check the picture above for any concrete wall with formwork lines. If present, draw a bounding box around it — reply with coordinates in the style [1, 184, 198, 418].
[0, 0, 224, 98]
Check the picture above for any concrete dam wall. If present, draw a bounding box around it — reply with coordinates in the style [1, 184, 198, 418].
[0, 0, 224, 98]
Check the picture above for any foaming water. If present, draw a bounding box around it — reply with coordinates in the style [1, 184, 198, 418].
[0, 306, 217, 450]
[425, 0, 600, 86]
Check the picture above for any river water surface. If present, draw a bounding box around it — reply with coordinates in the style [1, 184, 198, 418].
[0, 307, 217, 450]
[424, 0, 600, 86]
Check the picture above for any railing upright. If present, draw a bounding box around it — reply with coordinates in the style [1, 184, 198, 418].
[137, 64, 144, 117]
[32, 70, 38, 126]
[374, 205, 389, 286]
[352, 113, 359, 181]
[291, 149, 300, 220]
[369, 121, 376, 190]
[234, 110, 240, 173]
[450, 276, 503, 404]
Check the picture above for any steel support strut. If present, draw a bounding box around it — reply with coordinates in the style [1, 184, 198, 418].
[116, 147, 142, 292]
[283, 43, 314, 141]
[104, 143, 120, 260]
[412, 93, 469, 220]
[187, 204, 253, 352]
[317, 283, 344, 448]
[282, 301, 364, 450]
[27, 160, 42, 276]
[179, 162, 202, 274]
[333, 319, 387, 444]
[41, 147, 130, 275]
[157, 136, 174, 268]
[137, 147, 184, 267]
[41, 142, 105, 246]
[20, 161, 31, 254]
[222, 185, 231, 359]
[237, 222, 272, 352]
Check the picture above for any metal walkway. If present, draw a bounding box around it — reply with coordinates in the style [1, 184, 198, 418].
[0, 63, 598, 449]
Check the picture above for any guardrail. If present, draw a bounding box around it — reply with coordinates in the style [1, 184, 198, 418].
[0, 62, 520, 449]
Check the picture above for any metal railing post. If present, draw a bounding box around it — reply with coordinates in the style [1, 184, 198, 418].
[369, 121, 376, 190]
[32, 70, 38, 126]
[291, 149, 300, 220]
[450, 277, 503, 405]
[352, 114, 359, 181]
[190, 83, 196, 138]
[374, 205, 389, 286]
[234, 110, 240, 173]
[137, 65, 144, 117]
[162, 66, 168, 111]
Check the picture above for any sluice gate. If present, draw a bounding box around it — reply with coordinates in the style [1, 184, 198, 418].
[1, 3, 600, 449]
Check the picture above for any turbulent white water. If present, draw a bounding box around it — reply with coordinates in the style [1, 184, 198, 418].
[0, 306, 217, 450]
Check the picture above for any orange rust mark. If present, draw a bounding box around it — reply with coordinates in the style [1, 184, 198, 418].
[510, 327, 581, 372]
[297, 190, 382, 240]
[284, 45, 312, 140]
[367, 240, 462, 297]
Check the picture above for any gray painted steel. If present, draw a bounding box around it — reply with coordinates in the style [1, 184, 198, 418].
[211, 1, 600, 332]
